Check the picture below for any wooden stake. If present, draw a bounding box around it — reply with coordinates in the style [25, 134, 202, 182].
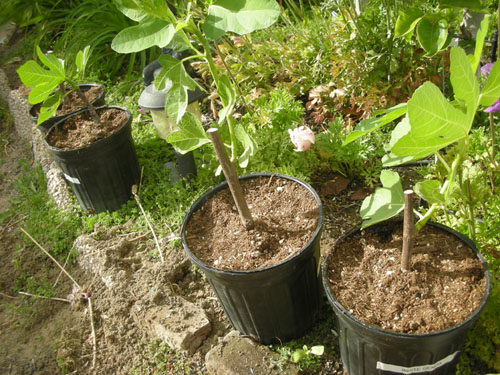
[401, 190, 415, 271]
[207, 128, 254, 230]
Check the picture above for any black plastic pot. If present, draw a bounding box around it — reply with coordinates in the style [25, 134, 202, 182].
[181, 173, 324, 344]
[31, 83, 106, 135]
[321, 222, 491, 375]
[45, 106, 140, 213]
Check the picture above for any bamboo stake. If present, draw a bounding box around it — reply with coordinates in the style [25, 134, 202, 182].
[401, 190, 415, 271]
[207, 128, 254, 230]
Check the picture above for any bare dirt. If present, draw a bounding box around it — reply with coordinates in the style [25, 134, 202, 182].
[185, 176, 320, 271]
[326, 221, 488, 334]
[29, 85, 105, 119]
[46, 107, 128, 150]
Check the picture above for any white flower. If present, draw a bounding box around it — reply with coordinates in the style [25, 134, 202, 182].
[288, 126, 315, 152]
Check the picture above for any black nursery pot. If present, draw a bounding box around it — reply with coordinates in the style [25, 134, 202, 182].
[181, 173, 324, 344]
[321, 222, 491, 375]
[31, 83, 106, 135]
[45, 105, 140, 213]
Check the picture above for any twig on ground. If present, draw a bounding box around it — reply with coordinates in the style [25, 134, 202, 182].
[53, 244, 74, 288]
[0, 292, 18, 300]
[19, 227, 98, 369]
[131, 185, 164, 263]
[18, 291, 70, 303]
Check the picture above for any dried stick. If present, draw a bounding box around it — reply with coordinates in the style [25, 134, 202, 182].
[207, 128, 254, 230]
[401, 190, 415, 271]
[132, 185, 164, 263]
[20, 228, 81, 289]
[19, 291, 70, 303]
[19, 228, 97, 369]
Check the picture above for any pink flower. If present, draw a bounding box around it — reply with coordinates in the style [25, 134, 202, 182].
[288, 126, 315, 152]
[481, 63, 493, 77]
[485, 99, 500, 113]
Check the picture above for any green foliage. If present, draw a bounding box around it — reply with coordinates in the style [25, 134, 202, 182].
[111, 0, 281, 165]
[49, 0, 154, 78]
[355, 17, 500, 237]
[130, 339, 200, 374]
[16, 45, 92, 125]
[395, 1, 486, 56]
[241, 88, 319, 179]
[8, 161, 83, 261]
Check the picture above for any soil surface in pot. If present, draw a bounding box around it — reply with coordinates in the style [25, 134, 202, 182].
[46, 107, 128, 149]
[32, 85, 104, 117]
[326, 222, 487, 334]
[185, 176, 319, 271]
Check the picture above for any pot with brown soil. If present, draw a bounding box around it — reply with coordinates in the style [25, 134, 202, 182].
[180, 130, 323, 344]
[44, 105, 140, 213]
[29, 83, 105, 134]
[321, 219, 491, 375]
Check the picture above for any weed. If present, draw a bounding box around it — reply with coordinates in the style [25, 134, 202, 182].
[130, 340, 201, 375]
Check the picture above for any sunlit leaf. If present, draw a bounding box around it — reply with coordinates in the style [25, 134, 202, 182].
[166, 112, 210, 153]
[343, 103, 407, 145]
[111, 17, 175, 53]
[217, 74, 236, 124]
[395, 8, 424, 40]
[203, 0, 281, 41]
[416, 17, 448, 56]
[480, 60, 500, 107]
[391, 82, 468, 158]
[414, 180, 445, 205]
[235, 123, 256, 168]
[360, 170, 404, 229]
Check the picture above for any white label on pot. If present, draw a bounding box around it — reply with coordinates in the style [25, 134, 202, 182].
[63, 173, 80, 184]
[376, 351, 459, 374]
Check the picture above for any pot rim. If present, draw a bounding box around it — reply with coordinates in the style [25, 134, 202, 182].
[181, 172, 324, 275]
[321, 221, 492, 338]
[44, 105, 131, 152]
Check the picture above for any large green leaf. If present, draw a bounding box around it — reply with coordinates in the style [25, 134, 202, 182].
[156, 54, 199, 124]
[235, 123, 256, 168]
[28, 81, 61, 105]
[416, 16, 448, 56]
[36, 47, 65, 78]
[468, 15, 489, 73]
[37, 92, 62, 125]
[414, 180, 445, 205]
[395, 8, 424, 40]
[113, 0, 173, 21]
[111, 17, 175, 53]
[343, 103, 407, 145]
[480, 60, 500, 107]
[17, 60, 64, 88]
[217, 74, 236, 124]
[203, 0, 281, 41]
[391, 82, 469, 158]
[75, 45, 91, 75]
[166, 112, 211, 153]
[449, 46, 479, 122]
[360, 170, 404, 229]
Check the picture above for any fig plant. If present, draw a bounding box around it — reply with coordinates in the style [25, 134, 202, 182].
[111, 0, 281, 168]
[16, 45, 100, 125]
[345, 16, 500, 244]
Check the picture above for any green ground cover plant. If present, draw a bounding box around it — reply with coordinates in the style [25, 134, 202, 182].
[2, 0, 499, 373]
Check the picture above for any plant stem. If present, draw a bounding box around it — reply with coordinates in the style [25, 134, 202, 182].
[466, 179, 476, 240]
[415, 203, 438, 230]
[214, 43, 253, 116]
[72, 85, 101, 125]
[489, 113, 496, 162]
[131, 185, 164, 263]
[435, 151, 450, 173]
[401, 190, 415, 271]
[18, 292, 70, 303]
[207, 128, 254, 230]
